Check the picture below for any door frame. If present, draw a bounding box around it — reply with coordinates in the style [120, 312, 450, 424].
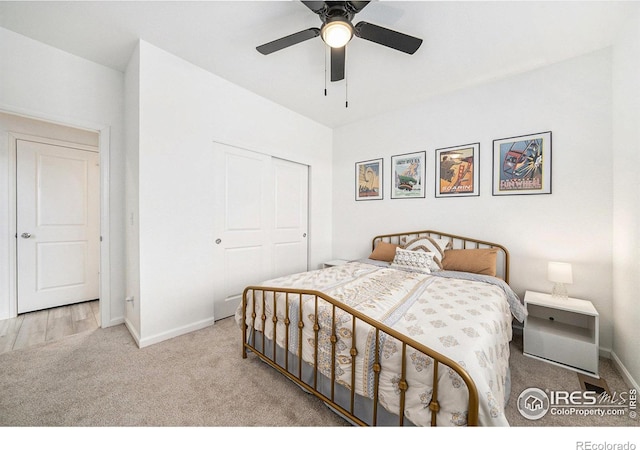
[4, 110, 111, 327]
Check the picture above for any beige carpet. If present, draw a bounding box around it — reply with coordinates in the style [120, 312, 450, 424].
[0, 316, 347, 427]
[0, 317, 636, 428]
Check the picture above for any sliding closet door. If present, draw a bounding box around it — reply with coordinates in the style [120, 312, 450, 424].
[212, 143, 308, 320]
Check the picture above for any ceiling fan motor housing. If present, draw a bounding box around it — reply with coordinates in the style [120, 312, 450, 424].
[318, 3, 356, 24]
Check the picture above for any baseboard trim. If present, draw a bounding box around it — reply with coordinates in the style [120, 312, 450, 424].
[124, 318, 141, 347]
[598, 346, 612, 360]
[610, 350, 640, 391]
[138, 317, 215, 348]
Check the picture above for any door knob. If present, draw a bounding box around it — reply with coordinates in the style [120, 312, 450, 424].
[21, 232, 32, 239]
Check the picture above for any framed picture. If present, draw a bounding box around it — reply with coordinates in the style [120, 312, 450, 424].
[435, 143, 480, 198]
[355, 158, 383, 201]
[492, 131, 552, 196]
[391, 151, 426, 199]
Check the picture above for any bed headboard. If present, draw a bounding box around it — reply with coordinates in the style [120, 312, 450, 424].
[372, 229, 510, 284]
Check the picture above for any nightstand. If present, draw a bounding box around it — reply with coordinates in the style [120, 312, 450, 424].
[322, 259, 350, 268]
[523, 290, 599, 377]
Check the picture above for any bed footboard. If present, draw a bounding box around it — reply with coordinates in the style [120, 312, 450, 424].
[241, 286, 479, 426]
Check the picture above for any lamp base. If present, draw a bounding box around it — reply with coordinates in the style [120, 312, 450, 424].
[552, 282, 568, 300]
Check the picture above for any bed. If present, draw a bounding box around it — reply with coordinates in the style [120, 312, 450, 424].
[236, 230, 526, 426]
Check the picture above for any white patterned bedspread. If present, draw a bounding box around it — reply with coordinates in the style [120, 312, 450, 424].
[236, 260, 527, 427]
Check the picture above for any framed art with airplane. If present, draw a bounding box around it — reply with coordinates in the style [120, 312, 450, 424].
[435, 143, 480, 198]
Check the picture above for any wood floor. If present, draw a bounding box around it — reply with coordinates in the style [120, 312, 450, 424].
[0, 300, 100, 355]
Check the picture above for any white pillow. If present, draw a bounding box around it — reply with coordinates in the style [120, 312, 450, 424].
[390, 248, 433, 274]
[402, 236, 449, 271]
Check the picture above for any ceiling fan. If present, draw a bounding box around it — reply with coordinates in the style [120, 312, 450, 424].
[256, 1, 423, 82]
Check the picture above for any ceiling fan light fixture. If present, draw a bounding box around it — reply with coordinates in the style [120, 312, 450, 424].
[321, 19, 353, 48]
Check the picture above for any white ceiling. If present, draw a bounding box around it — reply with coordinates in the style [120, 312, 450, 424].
[0, 1, 631, 128]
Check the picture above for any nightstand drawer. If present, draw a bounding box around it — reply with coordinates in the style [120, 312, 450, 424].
[524, 320, 598, 374]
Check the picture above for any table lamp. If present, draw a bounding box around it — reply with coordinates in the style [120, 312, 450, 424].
[548, 261, 573, 300]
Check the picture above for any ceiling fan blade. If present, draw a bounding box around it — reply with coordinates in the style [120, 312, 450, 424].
[301, 1, 326, 14]
[330, 46, 345, 82]
[256, 28, 321, 55]
[347, 1, 370, 13]
[354, 21, 422, 55]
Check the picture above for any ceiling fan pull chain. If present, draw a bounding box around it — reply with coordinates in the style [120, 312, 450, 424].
[345, 46, 349, 108]
[324, 45, 328, 96]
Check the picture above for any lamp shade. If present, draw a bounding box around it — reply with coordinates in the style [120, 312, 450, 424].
[547, 262, 573, 284]
[321, 20, 353, 48]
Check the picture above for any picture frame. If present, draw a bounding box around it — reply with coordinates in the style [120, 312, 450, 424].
[355, 158, 383, 201]
[435, 143, 480, 198]
[492, 131, 552, 196]
[391, 151, 426, 199]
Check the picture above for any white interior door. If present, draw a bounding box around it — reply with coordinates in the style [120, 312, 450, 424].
[272, 157, 309, 278]
[16, 139, 100, 314]
[213, 143, 272, 320]
[212, 143, 308, 320]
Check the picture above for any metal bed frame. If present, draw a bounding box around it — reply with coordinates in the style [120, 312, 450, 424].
[240, 230, 510, 427]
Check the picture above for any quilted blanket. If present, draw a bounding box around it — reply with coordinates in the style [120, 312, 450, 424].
[236, 260, 526, 426]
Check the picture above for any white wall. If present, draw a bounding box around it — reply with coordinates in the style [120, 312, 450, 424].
[0, 27, 126, 326]
[127, 41, 333, 346]
[124, 43, 141, 336]
[612, 9, 640, 388]
[333, 49, 615, 352]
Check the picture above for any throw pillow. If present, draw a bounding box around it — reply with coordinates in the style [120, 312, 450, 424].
[402, 236, 449, 271]
[441, 248, 498, 277]
[368, 241, 399, 262]
[390, 248, 433, 274]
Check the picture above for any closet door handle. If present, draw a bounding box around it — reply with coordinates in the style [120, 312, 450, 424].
[21, 232, 32, 239]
